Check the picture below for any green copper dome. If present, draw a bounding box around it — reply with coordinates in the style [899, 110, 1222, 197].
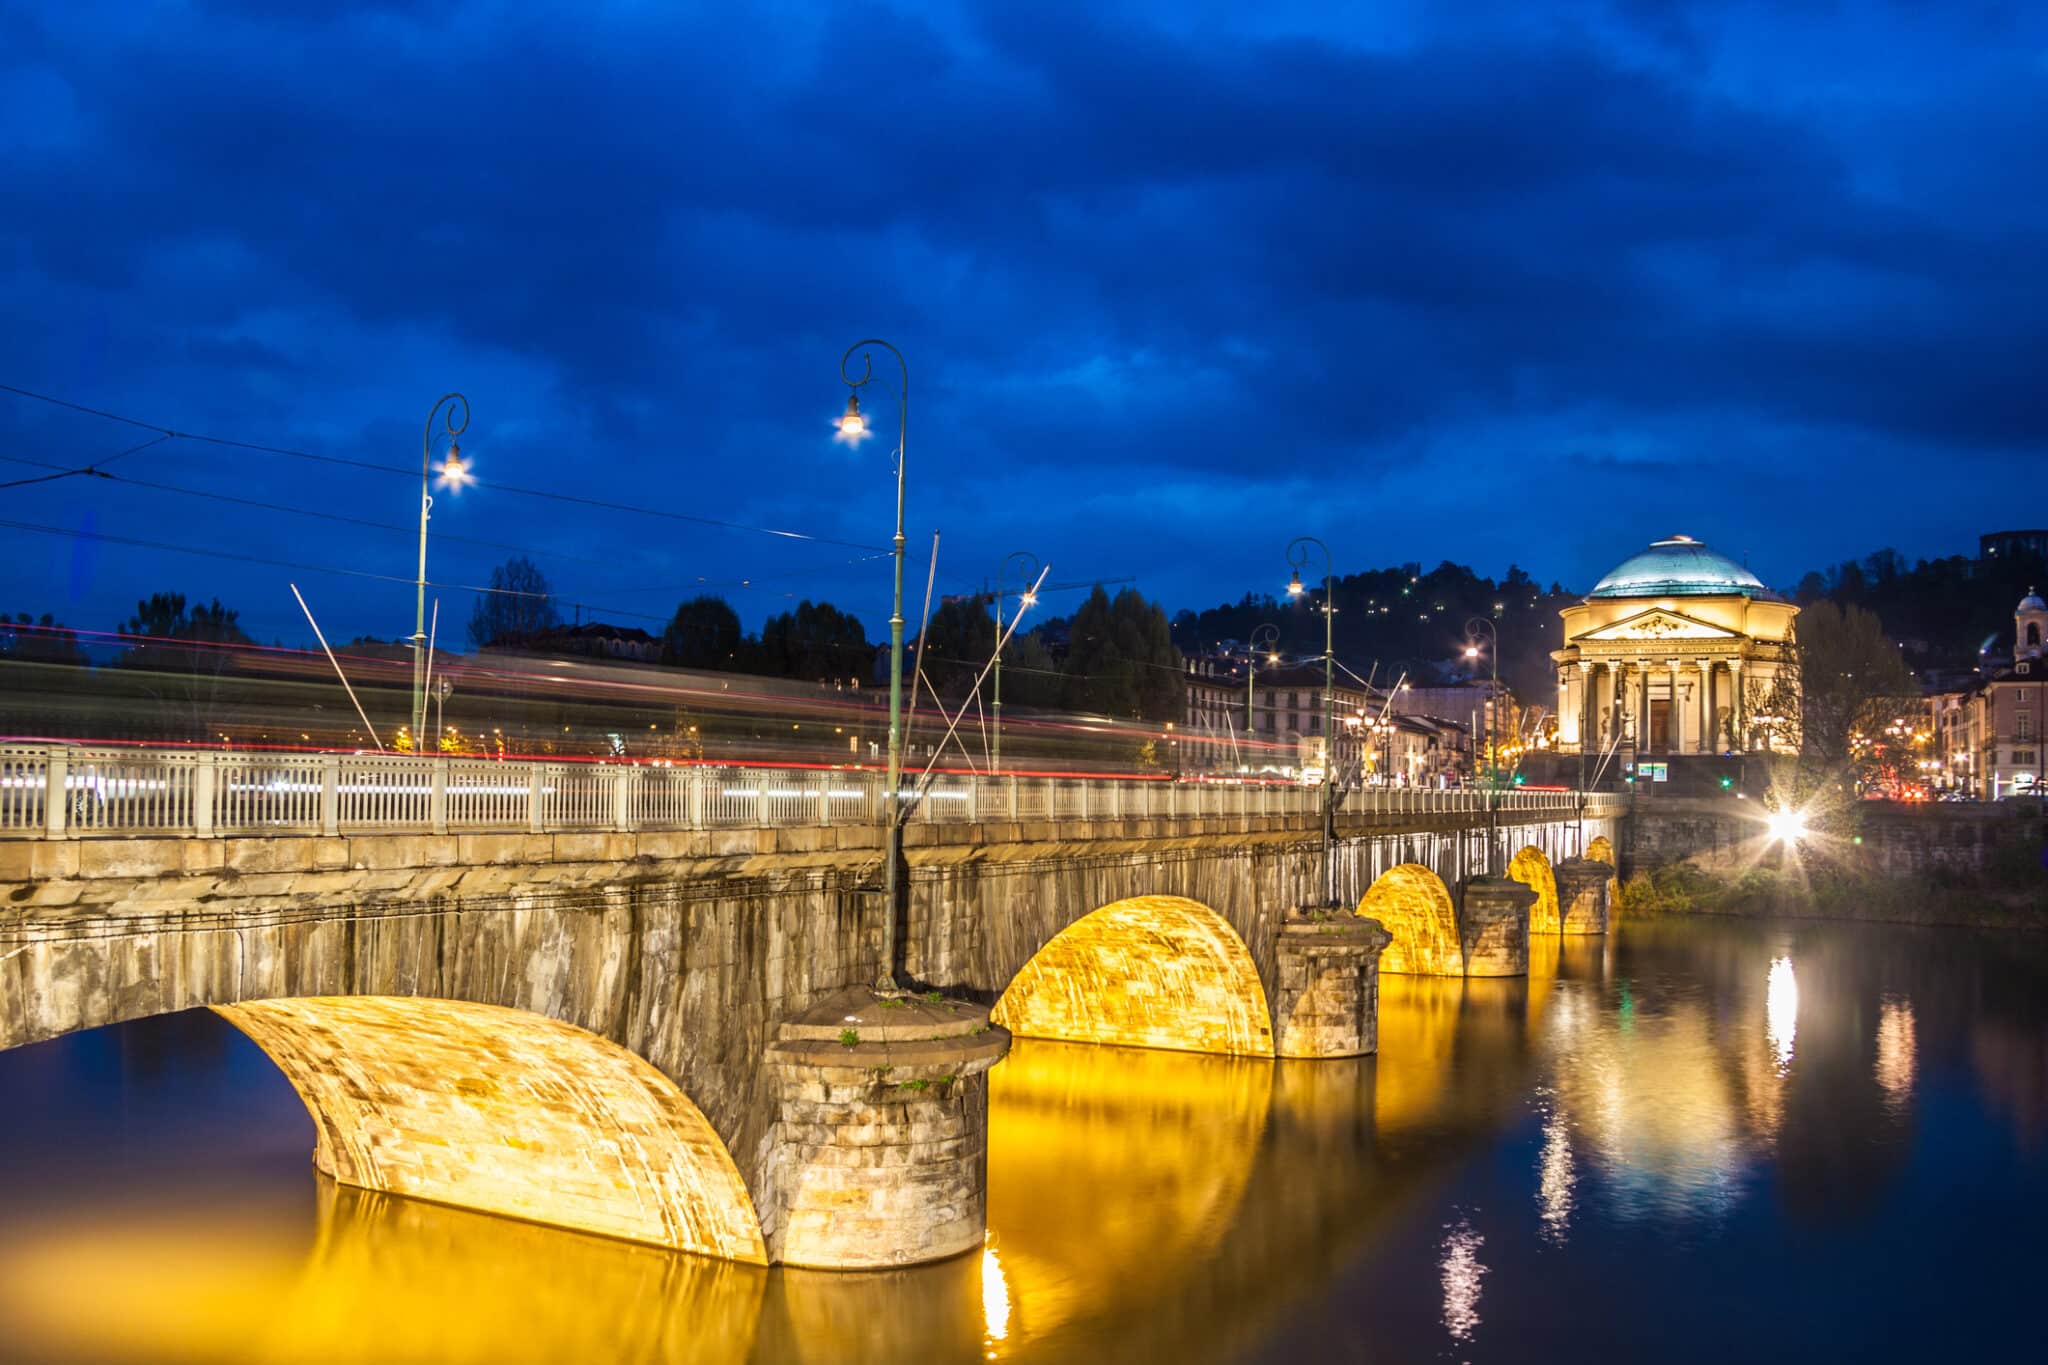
[1588, 536, 1772, 600]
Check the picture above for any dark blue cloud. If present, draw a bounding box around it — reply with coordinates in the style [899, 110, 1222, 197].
[2, 0, 2043, 650]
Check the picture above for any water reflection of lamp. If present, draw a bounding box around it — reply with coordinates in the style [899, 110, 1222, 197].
[1439, 1217, 1487, 1343]
[1767, 956, 1798, 1073]
[981, 1241, 1012, 1348]
[1537, 1108, 1575, 1245]
[1875, 996, 1916, 1109]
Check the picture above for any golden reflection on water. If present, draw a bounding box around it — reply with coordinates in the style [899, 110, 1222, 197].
[1542, 983, 1751, 1223]
[0, 1182, 767, 1365]
[13, 924, 1920, 1365]
[980, 1036, 1273, 1350]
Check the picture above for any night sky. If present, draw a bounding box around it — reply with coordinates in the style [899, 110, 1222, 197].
[4, 1, 2044, 648]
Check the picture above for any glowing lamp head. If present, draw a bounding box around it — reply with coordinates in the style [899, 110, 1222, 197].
[835, 393, 870, 444]
[1287, 570, 1304, 597]
[1464, 644, 1479, 660]
[1267, 652, 1279, 664]
[1766, 808, 1807, 845]
[436, 442, 474, 489]
[1020, 590, 1038, 609]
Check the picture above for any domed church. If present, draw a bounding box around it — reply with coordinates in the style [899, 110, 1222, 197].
[1552, 536, 1799, 757]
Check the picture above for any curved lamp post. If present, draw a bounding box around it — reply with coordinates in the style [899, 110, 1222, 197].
[838, 341, 908, 991]
[414, 394, 472, 744]
[1464, 615, 1499, 874]
[1285, 536, 1336, 906]
[992, 550, 1040, 775]
[1245, 622, 1280, 759]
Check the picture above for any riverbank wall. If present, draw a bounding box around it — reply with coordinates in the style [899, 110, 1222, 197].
[1617, 797, 2048, 928]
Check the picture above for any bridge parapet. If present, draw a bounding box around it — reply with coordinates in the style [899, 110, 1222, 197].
[1, 743, 1593, 840]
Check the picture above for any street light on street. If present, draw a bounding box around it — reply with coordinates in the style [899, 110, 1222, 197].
[839, 340, 909, 991]
[1245, 622, 1280, 757]
[1286, 536, 1337, 906]
[992, 550, 1040, 775]
[1465, 614, 1499, 874]
[413, 393, 471, 744]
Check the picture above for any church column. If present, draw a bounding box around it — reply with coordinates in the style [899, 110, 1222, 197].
[1695, 658, 1711, 754]
[1557, 666, 1574, 749]
[1637, 660, 1651, 750]
[1580, 661, 1597, 754]
[1667, 658, 1682, 754]
[1728, 657, 1745, 751]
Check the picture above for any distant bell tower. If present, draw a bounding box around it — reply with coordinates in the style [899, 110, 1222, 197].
[2017, 587, 2047, 662]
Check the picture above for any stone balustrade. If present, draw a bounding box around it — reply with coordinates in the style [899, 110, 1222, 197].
[0, 742, 1593, 841]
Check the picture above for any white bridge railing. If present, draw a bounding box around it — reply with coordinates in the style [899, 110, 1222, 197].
[0, 744, 1584, 840]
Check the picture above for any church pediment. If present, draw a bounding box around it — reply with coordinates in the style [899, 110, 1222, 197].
[1576, 608, 1737, 643]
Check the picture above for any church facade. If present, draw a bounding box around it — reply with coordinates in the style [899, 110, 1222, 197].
[1552, 536, 1799, 757]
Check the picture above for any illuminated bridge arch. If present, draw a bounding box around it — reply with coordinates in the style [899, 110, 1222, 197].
[215, 996, 766, 1263]
[1509, 845, 1560, 935]
[991, 896, 1274, 1056]
[1361, 864, 1463, 976]
[1586, 834, 1621, 902]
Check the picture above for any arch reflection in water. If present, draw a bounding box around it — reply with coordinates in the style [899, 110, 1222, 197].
[983, 1037, 1275, 1346]
[0, 1180, 768, 1365]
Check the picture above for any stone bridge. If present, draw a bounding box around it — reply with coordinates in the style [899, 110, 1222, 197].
[0, 744, 1623, 1270]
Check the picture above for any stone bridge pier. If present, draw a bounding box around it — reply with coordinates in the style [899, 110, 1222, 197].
[0, 804, 1612, 1270]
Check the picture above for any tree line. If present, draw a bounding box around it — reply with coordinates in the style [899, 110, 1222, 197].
[470, 557, 1188, 723]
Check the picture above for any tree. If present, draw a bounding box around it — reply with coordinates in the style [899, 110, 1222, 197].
[468, 556, 561, 648]
[916, 598, 997, 700]
[114, 592, 256, 738]
[756, 600, 871, 681]
[660, 595, 745, 669]
[1062, 585, 1183, 722]
[1763, 600, 1919, 789]
[1, 613, 86, 667]
[999, 632, 1062, 709]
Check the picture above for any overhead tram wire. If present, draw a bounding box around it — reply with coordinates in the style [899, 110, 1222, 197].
[0, 380, 889, 553]
[2, 382, 1156, 625]
[0, 452, 893, 589]
[0, 516, 674, 626]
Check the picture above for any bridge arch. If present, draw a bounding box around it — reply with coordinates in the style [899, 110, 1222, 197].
[990, 896, 1274, 1056]
[1509, 845, 1560, 934]
[215, 996, 766, 1263]
[1361, 864, 1463, 976]
[1585, 834, 1622, 904]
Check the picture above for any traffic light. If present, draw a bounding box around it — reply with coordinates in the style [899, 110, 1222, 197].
[1719, 775, 1733, 790]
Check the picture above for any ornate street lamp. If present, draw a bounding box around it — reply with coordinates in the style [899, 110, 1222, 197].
[839, 340, 909, 991]
[992, 550, 1040, 776]
[1285, 536, 1337, 906]
[414, 394, 472, 744]
[1465, 614, 1499, 874]
[1245, 622, 1280, 755]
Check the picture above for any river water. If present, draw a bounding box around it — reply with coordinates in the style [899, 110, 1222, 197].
[3, 918, 2045, 1364]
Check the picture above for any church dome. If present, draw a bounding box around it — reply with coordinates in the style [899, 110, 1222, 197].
[2019, 587, 2046, 614]
[1588, 535, 1772, 600]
